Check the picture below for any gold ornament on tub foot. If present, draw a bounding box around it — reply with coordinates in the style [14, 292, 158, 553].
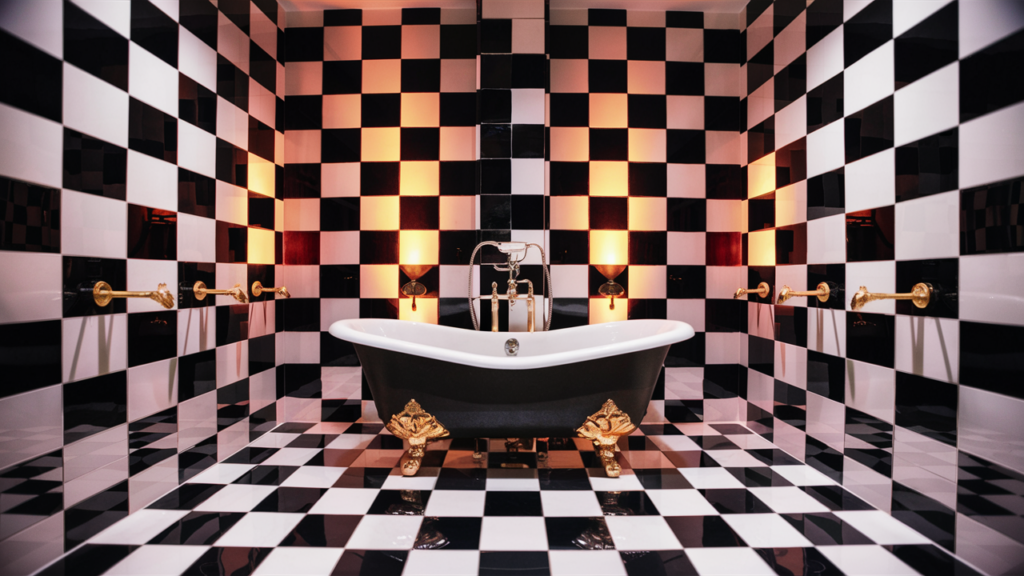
[576, 399, 636, 478]
[386, 399, 450, 476]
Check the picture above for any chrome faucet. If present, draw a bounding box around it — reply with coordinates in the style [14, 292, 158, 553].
[467, 241, 552, 332]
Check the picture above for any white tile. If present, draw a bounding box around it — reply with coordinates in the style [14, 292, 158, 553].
[705, 63, 741, 97]
[960, 100, 1024, 188]
[845, 149, 895, 212]
[127, 358, 178, 421]
[126, 259, 177, 313]
[841, 455, 895, 512]
[511, 89, 545, 124]
[704, 332, 742, 365]
[807, 308, 846, 358]
[604, 516, 680, 551]
[894, 62, 958, 147]
[709, 450, 769, 468]
[722, 513, 814, 547]
[846, 260, 896, 314]
[177, 306, 215, 357]
[549, 550, 626, 576]
[846, 41, 894, 116]
[0, 0, 63, 58]
[894, 191, 959, 260]
[217, 12, 249, 74]
[646, 435, 701, 452]
[178, 120, 217, 179]
[64, 455, 128, 507]
[845, 503, 935, 544]
[645, 490, 718, 516]
[423, 490, 486, 517]
[705, 266, 746, 299]
[537, 490, 602, 517]
[806, 214, 845, 264]
[106, 545, 209, 576]
[63, 424, 127, 482]
[127, 150, 178, 212]
[685, 548, 775, 576]
[747, 369, 774, 414]
[260, 447, 320, 467]
[277, 265, 319, 299]
[0, 102, 63, 189]
[62, 189, 127, 258]
[960, 253, 1024, 326]
[747, 486, 832, 513]
[193, 484, 276, 513]
[678, 467, 745, 489]
[0, 252, 60, 324]
[177, 213, 216, 263]
[893, 453, 957, 509]
[215, 512, 303, 547]
[71, 0, 129, 37]
[587, 472, 645, 492]
[747, 4, 773, 60]
[959, 0, 1024, 58]
[176, 391, 215, 451]
[380, 473, 437, 491]
[667, 232, 705, 265]
[0, 512, 63, 576]
[309, 488, 380, 515]
[247, 433, 299, 448]
[405, 550, 480, 576]
[249, 368, 276, 412]
[806, 120, 845, 178]
[955, 513, 1024, 576]
[345, 515, 423, 550]
[479, 517, 547, 551]
[844, 358, 895, 423]
[959, 386, 1024, 476]
[217, 96, 249, 150]
[179, 27, 217, 91]
[775, 96, 807, 149]
[771, 465, 837, 487]
[254, 548, 345, 576]
[818, 545, 918, 576]
[129, 42, 178, 116]
[217, 341, 248, 388]
[775, 341, 807, 389]
[481, 0, 544, 19]
[807, 26, 844, 90]
[894, 0, 954, 37]
[746, 79, 774, 130]
[666, 300, 704, 333]
[185, 463, 254, 484]
[64, 63, 129, 147]
[894, 315, 959, 384]
[511, 158, 545, 195]
[666, 163, 706, 198]
[90, 510, 189, 544]
[487, 472, 540, 491]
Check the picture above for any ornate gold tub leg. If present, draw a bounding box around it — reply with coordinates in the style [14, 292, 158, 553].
[385, 400, 449, 476]
[576, 399, 636, 478]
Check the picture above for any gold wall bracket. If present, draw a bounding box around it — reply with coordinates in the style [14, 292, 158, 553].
[386, 399, 450, 476]
[851, 282, 932, 311]
[401, 280, 428, 312]
[778, 282, 830, 305]
[734, 282, 770, 299]
[93, 281, 174, 309]
[576, 399, 636, 478]
[475, 280, 537, 333]
[193, 281, 248, 304]
[252, 281, 290, 299]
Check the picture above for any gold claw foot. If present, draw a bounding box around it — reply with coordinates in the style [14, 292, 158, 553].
[385, 400, 449, 477]
[576, 399, 636, 478]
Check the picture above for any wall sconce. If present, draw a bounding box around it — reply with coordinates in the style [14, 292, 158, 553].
[595, 265, 626, 310]
[590, 230, 629, 311]
[400, 265, 430, 312]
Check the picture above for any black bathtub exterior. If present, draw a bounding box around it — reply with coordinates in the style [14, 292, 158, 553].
[354, 344, 671, 438]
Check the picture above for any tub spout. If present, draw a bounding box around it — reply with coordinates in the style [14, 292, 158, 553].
[576, 399, 636, 478]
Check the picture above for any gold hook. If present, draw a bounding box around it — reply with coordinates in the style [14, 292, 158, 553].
[778, 282, 831, 305]
[734, 282, 770, 299]
[93, 281, 174, 309]
[252, 281, 290, 299]
[193, 281, 248, 304]
[851, 283, 932, 311]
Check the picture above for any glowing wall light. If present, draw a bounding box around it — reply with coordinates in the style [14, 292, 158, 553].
[590, 230, 628, 310]
[248, 227, 275, 265]
[747, 229, 776, 267]
[748, 152, 776, 199]
[399, 230, 438, 320]
[247, 153, 275, 198]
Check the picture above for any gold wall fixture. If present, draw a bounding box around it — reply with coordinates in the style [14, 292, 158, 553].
[92, 281, 174, 309]
[734, 282, 770, 299]
[193, 281, 248, 304]
[576, 399, 636, 478]
[595, 264, 626, 310]
[480, 280, 537, 332]
[778, 282, 831, 305]
[252, 281, 290, 299]
[400, 264, 431, 312]
[851, 283, 932, 311]
[386, 399, 450, 476]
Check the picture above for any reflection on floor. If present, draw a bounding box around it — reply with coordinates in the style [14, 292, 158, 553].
[37, 421, 984, 576]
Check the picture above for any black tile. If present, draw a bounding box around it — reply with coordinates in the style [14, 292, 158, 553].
[253, 487, 327, 513]
[634, 469, 693, 490]
[38, 544, 134, 576]
[775, 54, 807, 112]
[704, 96, 740, 132]
[440, 93, 477, 127]
[184, 547, 272, 576]
[63, 127, 129, 200]
[894, 2, 957, 89]
[64, 480, 129, 548]
[590, 9, 626, 26]
[666, 61, 704, 96]
[536, 468, 590, 491]
[595, 491, 660, 515]
[807, 167, 845, 221]
[845, 95, 893, 164]
[629, 163, 667, 197]
[890, 544, 985, 576]
[667, 265, 705, 299]
[512, 124, 545, 159]
[589, 128, 628, 161]
[0, 320, 61, 399]
[960, 176, 1024, 255]
[216, 139, 248, 189]
[549, 231, 588, 265]
[219, 0, 250, 34]
[178, 349, 216, 402]
[434, 468, 487, 491]
[250, 40, 276, 94]
[807, 350, 845, 403]
[807, 73, 844, 134]
[749, 335, 774, 377]
[127, 204, 177, 259]
[480, 159, 510, 195]
[483, 491, 541, 516]
[705, 165, 744, 200]
[782, 513, 873, 546]
[179, 435, 217, 483]
[286, 26, 323, 62]
[511, 54, 546, 90]
[700, 489, 772, 514]
[627, 27, 665, 60]
[126, 310, 176, 367]
[1, 175, 60, 254]
[480, 90, 512, 124]
[846, 311, 895, 368]
[178, 73, 217, 135]
[545, 517, 614, 550]
[217, 379, 249, 430]
[630, 231, 667, 265]
[149, 511, 244, 545]
[366, 489, 430, 515]
[480, 18, 512, 53]
[895, 258, 958, 318]
[402, 59, 441, 92]
[320, 265, 360, 299]
[323, 60, 362, 94]
[511, 195, 544, 230]
[321, 197, 360, 231]
[806, 0, 842, 49]
[706, 232, 741, 266]
[589, 197, 627, 230]
[129, 98, 177, 164]
[400, 127, 440, 161]
[479, 552, 549, 576]
[550, 25, 588, 58]
[589, 60, 628, 93]
[480, 54, 512, 89]
[217, 55, 249, 112]
[846, 206, 895, 262]
[807, 264, 846, 310]
[844, 0, 893, 67]
[180, 0, 217, 49]
[223, 447, 279, 465]
[216, 221, 248, 263]
[549, 162, 589, 196]
[896, 371, 957, 447]
[325, 9, 361, 26]
[705, 299, 746, 333]
[776, 137, 807, 188]
[622, 550, 699, 576]
[959, 321, 1024, 400]
[747, 42, 774, 95]
[440, 24, 476, 58]
[665, 516, 746, 548]
[148, 483, 223, 510]
[415, 516, 481, 550]
[286, 94, 323, 130]
[704, 364, 746, 399]
[481, 124, 512, 159]
[895, 127, 958, 203]
[480, 195, 511, 229]
[63, 371, 127, 444]
[960, 28, 1024, 123]
[667, 130, 705, 164]
[892, 482, 956, 551]
[131, 0, 178, 67]
[704, 29, 742, 63]
[63, 0, 128, 91]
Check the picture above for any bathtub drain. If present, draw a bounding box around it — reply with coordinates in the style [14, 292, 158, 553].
[505, 338, 519, 356]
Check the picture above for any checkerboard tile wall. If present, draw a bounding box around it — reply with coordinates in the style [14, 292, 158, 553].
[732, 0, 1024, 571]
[0, 0, 289, 572]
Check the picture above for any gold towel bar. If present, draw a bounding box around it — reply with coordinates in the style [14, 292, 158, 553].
[93, 281, 174, 309]
[252, 281, 290, 299]
[194, 281, 248, 304]
[734, 282, 770, 299]
[851, 283, 932, 311]
[778, 283, 831, 305]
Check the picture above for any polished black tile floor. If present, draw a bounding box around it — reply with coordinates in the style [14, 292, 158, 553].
[37, 422, 984, 576]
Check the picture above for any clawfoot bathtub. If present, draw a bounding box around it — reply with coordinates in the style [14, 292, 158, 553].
[328, 318, 695, 477]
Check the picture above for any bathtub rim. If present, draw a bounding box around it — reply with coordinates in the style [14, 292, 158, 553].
[328, 318, 694, 370]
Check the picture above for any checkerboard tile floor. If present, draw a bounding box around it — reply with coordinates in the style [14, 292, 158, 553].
[39, 422, 984, 576]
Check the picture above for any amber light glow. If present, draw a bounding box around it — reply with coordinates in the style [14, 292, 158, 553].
[748, 152, 776, 198]
[748, 229, 776, 266]
[248, 228, 275, 265]
[399, 230, 439, 266]
[590, 298, 627, 323]
[590, 230, 628, 266]
[399, 230, 438, 324]
[247, 153, 275, 198]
